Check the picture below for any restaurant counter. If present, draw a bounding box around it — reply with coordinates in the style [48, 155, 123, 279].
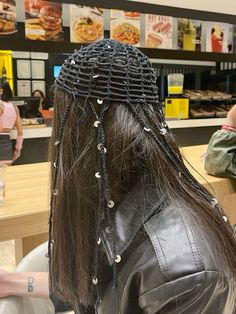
[11, 118, 223, 165]
[0, 145, 235, 264]
[10, 125, 52, 165]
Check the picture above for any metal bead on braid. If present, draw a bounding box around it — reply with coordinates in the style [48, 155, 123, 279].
[52, 189, 58, 196]
[160, 127, 167, 135]
[107, 200, 115, 208]
[115, 255, 121, 263]
[211, 198, 218, 208]
[95, 172, 101, 179]
[94, 121, 100, 128]
[97, 99, 103, 105]
[97, 143, 107, 153]
[223, 215, 228, 222]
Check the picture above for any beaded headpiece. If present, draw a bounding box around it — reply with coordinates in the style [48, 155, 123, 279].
[49, 39, 228, 307]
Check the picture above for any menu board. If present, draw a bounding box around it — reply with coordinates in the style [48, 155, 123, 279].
[69, 5, 103, 43]
[17, 80, 31, 97]
[206, 22, 229, 53]
[24, 0, 63, 41]
[145, 15, 173, 49]
[110, 10, 141, 47]
[178, 19, 202, 51]
[0, 0, 17, 37]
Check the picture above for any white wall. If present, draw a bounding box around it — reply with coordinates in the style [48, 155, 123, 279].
[128, 0, 236, 15]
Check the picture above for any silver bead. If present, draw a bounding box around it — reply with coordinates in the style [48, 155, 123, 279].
[49, 240, 54, 250]
[70, 59, 75, 65]
[94, 120, 100, 128]
[107, 45, 111, 48]
[54, 140, 60, 146]
[144, 127, 151, 132]
[160, 127, 167, 135]
[211, 198, 218, 208]
[97, 143, 107, 153]
[53, 162, 57, 168]
[92, 277, 98, 285]
[115, 255, 121, 263]
[97, 143, 103, 150]
[95, 172, 101, 179]
[223, 215, 228, 222]
[178, 172, 182, 178]
[105, 226, 112, 234]
[97, 99, 103, 105]
[107, 200, 115, 208]
[52, 189, 58, 196]
[93, 74, 99, 78]
[97, 237, 101, 245]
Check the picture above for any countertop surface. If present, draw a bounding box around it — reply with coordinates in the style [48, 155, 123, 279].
[9, 118, 224, 139]
[0, 145, 235, 241]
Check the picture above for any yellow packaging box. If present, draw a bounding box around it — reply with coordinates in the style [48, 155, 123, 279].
[164, 97, 189, 119]
[0, 50, 13, 91]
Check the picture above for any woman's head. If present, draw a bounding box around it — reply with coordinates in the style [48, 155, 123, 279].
[0, 80, 13, 101]
[32, 89, 45, 106]
[49, 39, 236, 307]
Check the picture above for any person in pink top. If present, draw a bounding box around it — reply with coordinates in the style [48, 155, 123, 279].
[0, 81, 23, 164]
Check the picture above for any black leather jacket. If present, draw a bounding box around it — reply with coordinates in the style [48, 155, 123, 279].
[52, 181, 236, 314]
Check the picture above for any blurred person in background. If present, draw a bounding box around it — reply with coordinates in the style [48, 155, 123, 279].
[205, 104, 236, 178]
[0, 81, 23, 164]
[32, 89, 50, 110]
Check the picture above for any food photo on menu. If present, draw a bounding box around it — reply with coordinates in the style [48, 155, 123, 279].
[178, 18, 202, 51]
[0, 0, 17, 37]
[24, 0, 63, 41]
[70, 5, 103, 43]
[110, 10, 141, 46]
[145, 14, 173, 49]
[206, 22, 230, 53]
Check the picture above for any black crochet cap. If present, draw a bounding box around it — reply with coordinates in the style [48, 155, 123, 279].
[55, 39, 159, 104]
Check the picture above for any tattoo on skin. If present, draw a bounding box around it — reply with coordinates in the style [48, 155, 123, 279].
[27, 277, 34, 292]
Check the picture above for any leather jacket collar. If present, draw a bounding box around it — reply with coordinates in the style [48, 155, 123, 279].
[101, 178, 164, 265]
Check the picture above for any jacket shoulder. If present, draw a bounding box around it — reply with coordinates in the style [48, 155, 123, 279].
[143, 203, 224, 282]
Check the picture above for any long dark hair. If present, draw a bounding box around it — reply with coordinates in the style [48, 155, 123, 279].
[0, 80, 13, 101]
[49, 88, 236, 307]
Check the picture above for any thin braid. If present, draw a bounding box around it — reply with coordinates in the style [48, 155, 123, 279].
[127, 103, 213, 202]
[140, 104, 211, 198]
[98, 105, 118, 290]
[143, 105, 215, 202]
[89, 100, 118, 302]
[48, 100, 72, 258]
